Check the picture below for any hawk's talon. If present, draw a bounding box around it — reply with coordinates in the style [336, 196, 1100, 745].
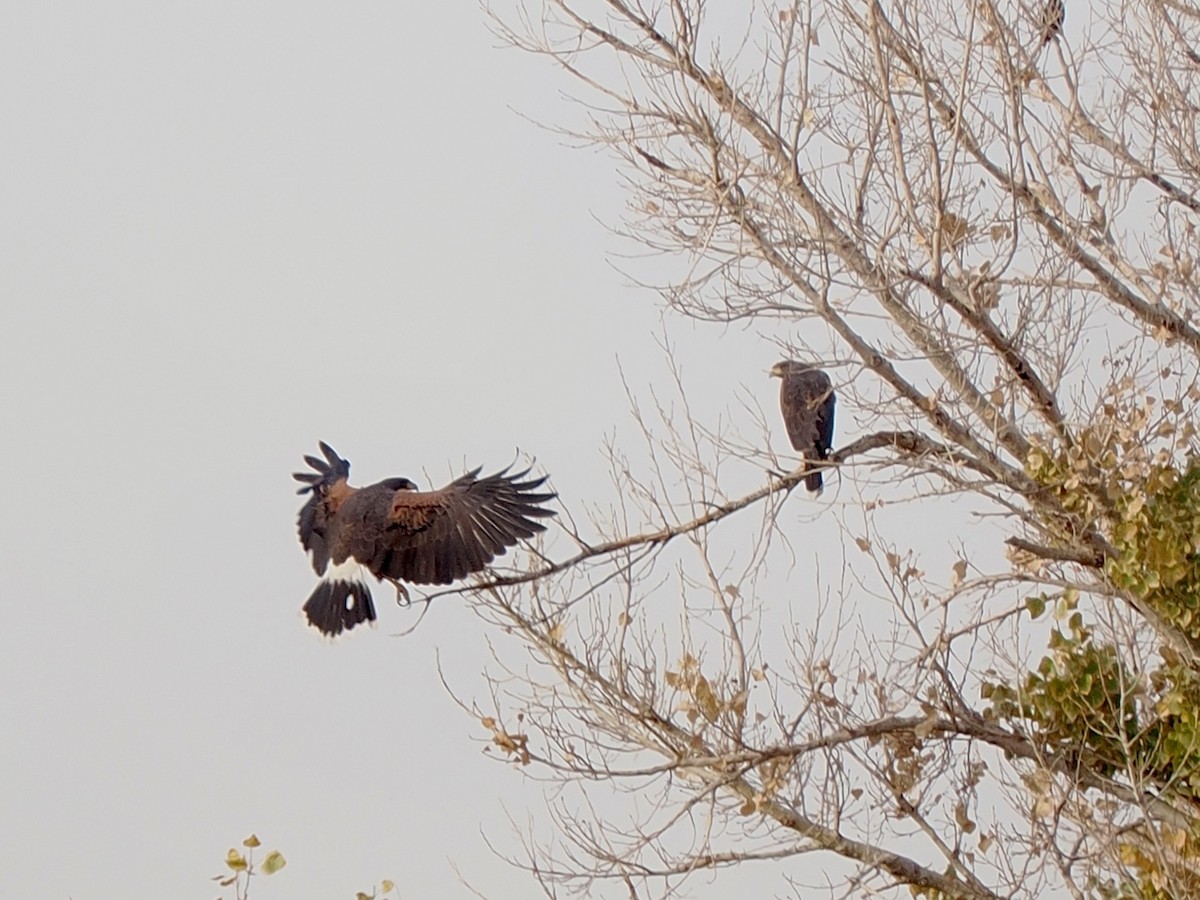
[386, 577, 411, 607]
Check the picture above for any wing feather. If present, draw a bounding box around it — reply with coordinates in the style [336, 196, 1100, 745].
[370, 467, 556, 585]
[816, 391, 836, 458]
[292, 442, 354, 575]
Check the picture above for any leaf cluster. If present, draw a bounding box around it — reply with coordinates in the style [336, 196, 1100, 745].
[1108, 462, 1200, 641]
[982, 623, 1139, 778]
[993, 452, 1200, 787]
[211, 834, 285, 900]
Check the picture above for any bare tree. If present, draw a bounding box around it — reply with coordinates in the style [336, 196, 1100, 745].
[445, 1, 1200, 896]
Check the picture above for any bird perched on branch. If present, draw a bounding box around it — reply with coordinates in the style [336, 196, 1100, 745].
[770, 361, 836, 493]
[1039, 0, 1064, 46]
[293, 442, 556, 636]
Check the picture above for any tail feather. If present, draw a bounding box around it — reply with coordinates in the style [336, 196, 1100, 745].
[804, 468, 824, 493]
[303, 564, 375, 637]
[804, 445, 828, 494]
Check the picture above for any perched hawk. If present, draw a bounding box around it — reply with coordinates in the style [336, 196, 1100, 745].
[1039, 0, 1064, 45]
[293, 442, 556, 636]
[770, 361, 836, 493]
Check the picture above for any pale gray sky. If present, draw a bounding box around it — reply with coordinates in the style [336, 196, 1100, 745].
[0, 2, 1000, 897]
[0, 3, 784, 898]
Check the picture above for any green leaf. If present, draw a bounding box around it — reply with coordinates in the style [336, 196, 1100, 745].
[1026, 595, 1047, 619]
[225, 850, 248, 871]
[261, 850, 286, 875]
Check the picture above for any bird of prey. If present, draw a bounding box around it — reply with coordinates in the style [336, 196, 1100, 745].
[293, 442, 556, 636]
[1039, 0, 1064, 45]
[770, 361, 836, 493]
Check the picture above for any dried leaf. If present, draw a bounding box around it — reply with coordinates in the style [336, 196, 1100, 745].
[493, 729, 526, 756]
[242, 834, 261, 848]
[694, 675, 720, 723]
[954, 802, 976, 833]
[855, 536, 871, 553]
[1165, 826, 1188, 852]
[914, 713, 937, 739]
[975, 280, 1000, 309]
[225, 850, 248, 872]
[261, 850, 286, 875]
[940, 212, 970, 249]
[951, 559, 968, 587]
[1028, 182, 1056, 208]
[727, 689, 749, 717]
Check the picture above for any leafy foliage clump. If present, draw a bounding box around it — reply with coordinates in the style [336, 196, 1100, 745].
[988, 453, 1200, 804]
[983, 619, 1139, 777]
[1107, 462, 1200, 641]
[1024, 403, 1200, 643]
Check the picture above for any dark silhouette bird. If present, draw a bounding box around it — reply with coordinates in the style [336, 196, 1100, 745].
[293, 442, 556, 636]
[1039, 0, 1064, 46]
[770, 361, 836, 493]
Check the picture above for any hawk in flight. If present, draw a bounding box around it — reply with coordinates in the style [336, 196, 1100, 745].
[770, 361, 836, 493]
[294, 442, 556, 636]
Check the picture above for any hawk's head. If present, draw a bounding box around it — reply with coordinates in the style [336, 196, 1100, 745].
[379, 476, 418, 492]
[770, 359, 813, 379]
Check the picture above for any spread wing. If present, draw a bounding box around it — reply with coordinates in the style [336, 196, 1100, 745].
[293, 441, 355, 575]
[366, 467, 556, 586]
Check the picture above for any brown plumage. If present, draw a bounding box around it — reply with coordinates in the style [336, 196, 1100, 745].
[770, 361, 836, 493]
[293, 442, 556, 636]
[1039, 0, 1064, 46]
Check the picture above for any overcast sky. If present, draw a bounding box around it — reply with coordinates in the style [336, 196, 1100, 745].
[0, 0, 1029, 896]
[0, 3, 805, 898]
